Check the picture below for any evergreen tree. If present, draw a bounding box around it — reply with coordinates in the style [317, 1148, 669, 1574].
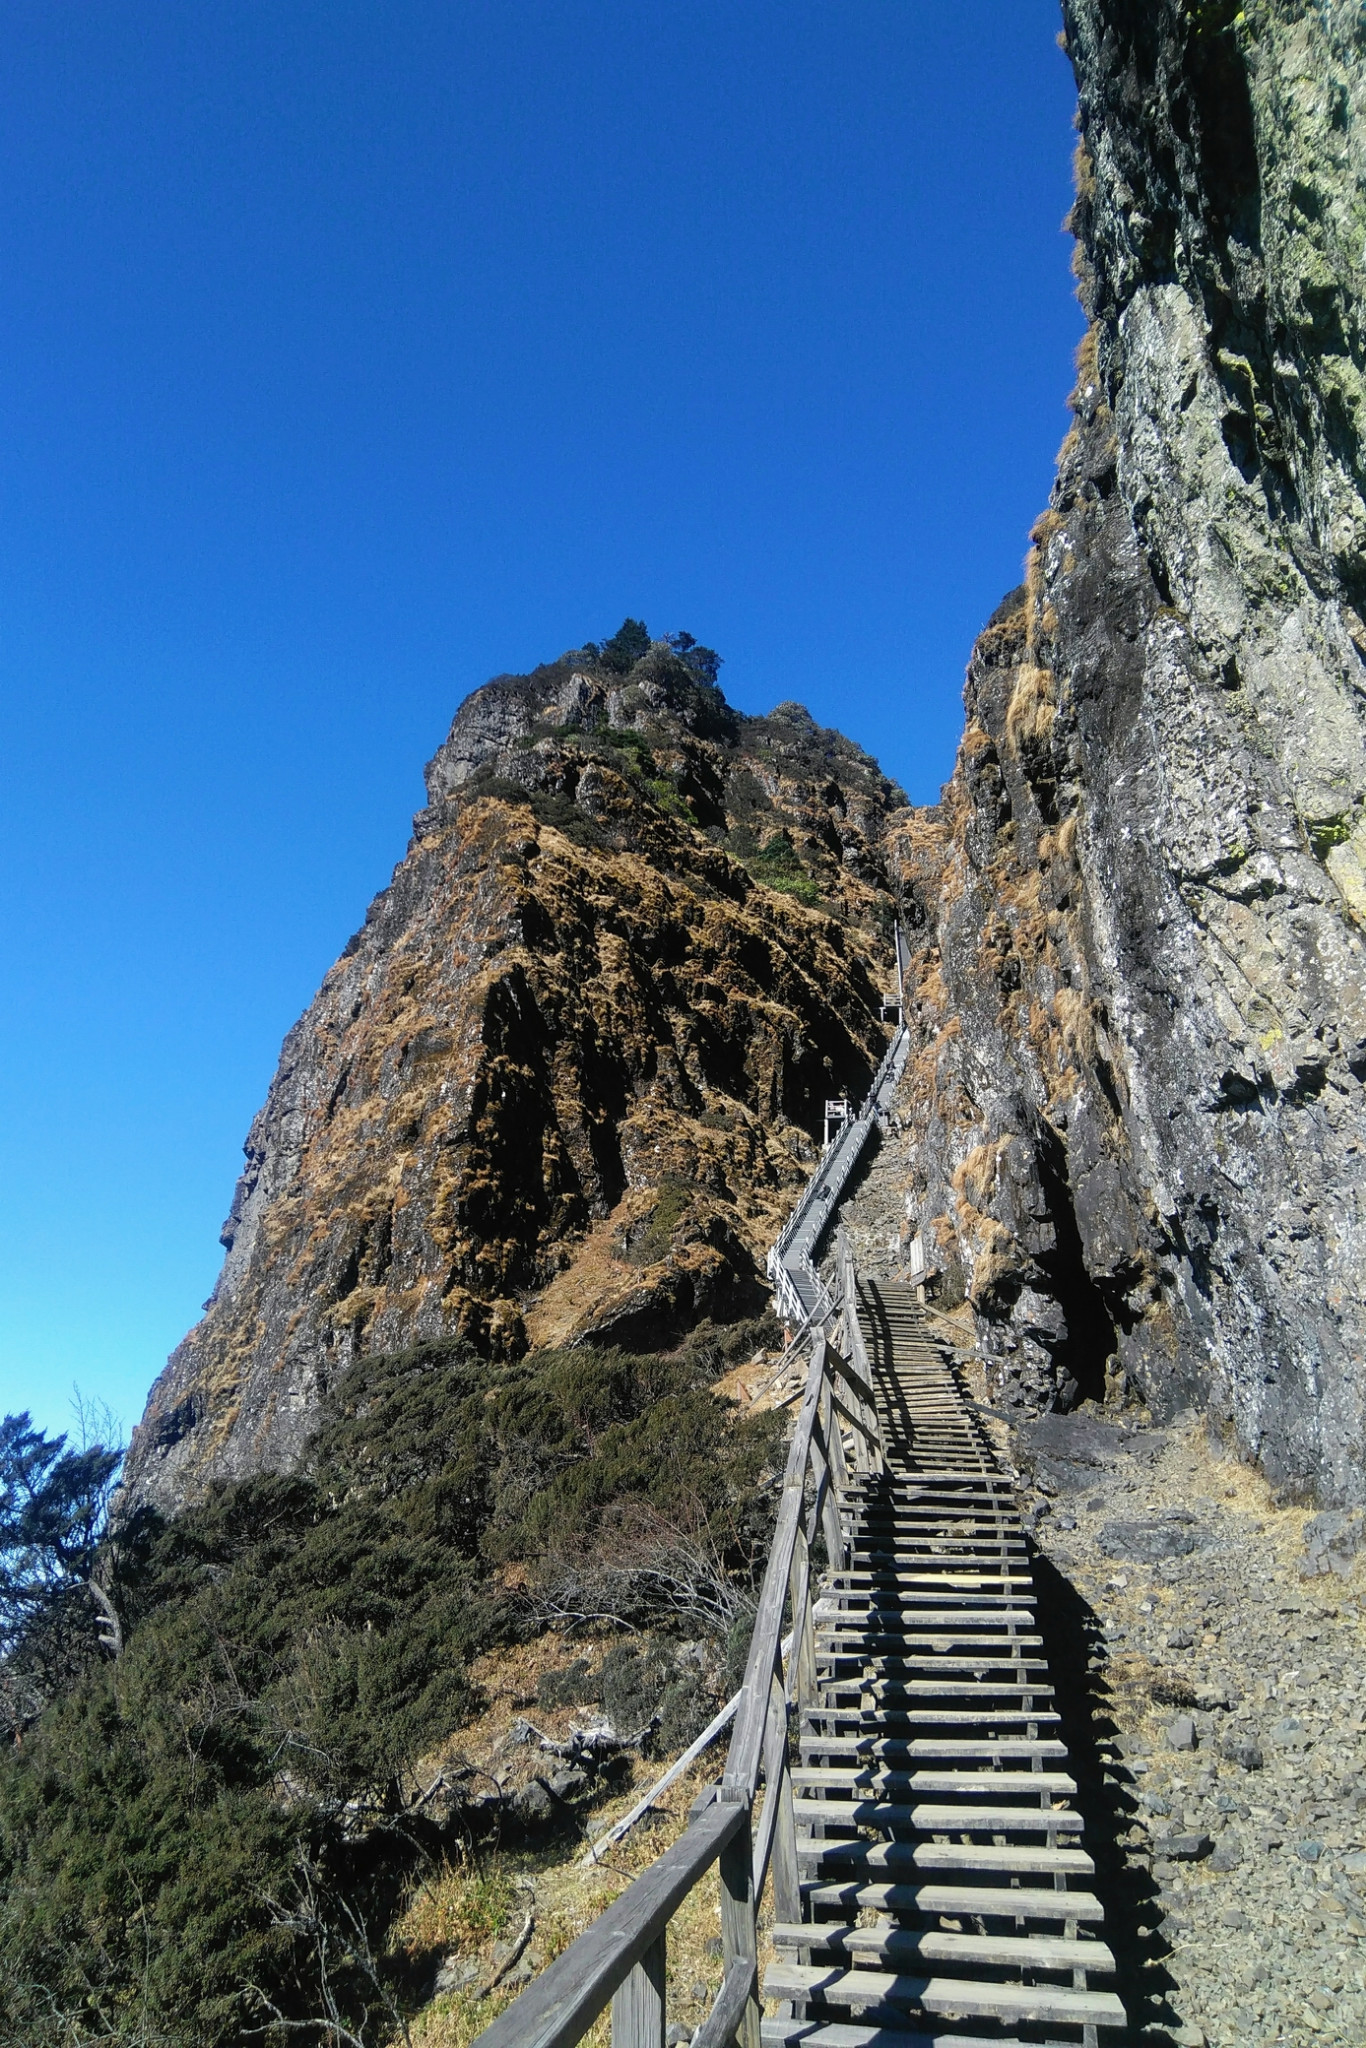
[599, 617, 651, 672]
[0, 1412, 121, 1729]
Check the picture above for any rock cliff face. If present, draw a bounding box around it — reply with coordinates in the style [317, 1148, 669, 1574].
[124, 646, 905, 1511]
[890, 0, 1366, 1502]
[128, 0, 1366, 1515]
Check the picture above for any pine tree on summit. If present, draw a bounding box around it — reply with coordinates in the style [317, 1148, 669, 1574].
[667, 629, 722, 685]
[599, 616, 651, 671]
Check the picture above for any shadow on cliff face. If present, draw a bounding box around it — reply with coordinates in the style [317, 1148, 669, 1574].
[1030, 1547, 1188, 2046]
[1033, 1123, 1119, 1408]
[971, 1125, 1126, 1414]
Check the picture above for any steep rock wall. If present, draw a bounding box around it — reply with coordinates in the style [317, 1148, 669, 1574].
[893, 0, 1366, 1502]
[127, 2, 1366, 1514]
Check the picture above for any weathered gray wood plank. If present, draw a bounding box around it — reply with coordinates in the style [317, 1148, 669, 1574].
[693, 1955, 758, 2048]
[768, 1922, 1115, 1973]
[612, 1934, 665, 2048]
[760, 1962, 1126, 2029]
[472, 1800, 744, 2048]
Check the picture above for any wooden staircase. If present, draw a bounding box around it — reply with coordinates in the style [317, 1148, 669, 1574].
[761, 1280, 1125, 2048]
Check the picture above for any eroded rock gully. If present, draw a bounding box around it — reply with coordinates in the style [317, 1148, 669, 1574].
[128, 0, 1366, 1517]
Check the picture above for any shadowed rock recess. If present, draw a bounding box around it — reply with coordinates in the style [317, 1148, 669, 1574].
[128, 0, 1366, 1516]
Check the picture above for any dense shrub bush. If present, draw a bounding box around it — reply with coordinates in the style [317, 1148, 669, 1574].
[0, 1335, 781, 2044]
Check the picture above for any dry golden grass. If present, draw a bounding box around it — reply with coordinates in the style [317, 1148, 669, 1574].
[1005, 663, 1058, 752]
[950, 1138, 1011, 1211]
[398, 1746, 774, 2048]
[378, 1630, 784, 2046]
[1055, 812, 1080, 866]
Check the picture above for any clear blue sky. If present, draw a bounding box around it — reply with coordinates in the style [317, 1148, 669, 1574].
[1, 1, 1081, 1447]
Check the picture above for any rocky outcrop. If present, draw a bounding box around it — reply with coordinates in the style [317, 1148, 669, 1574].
[123, 644, 906, 1512]
[887, 0, 1366, 1502]
[128, 2, 1366, 1515]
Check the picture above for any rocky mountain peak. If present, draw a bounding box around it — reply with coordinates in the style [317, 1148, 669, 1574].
[122, 636, 908, 1514]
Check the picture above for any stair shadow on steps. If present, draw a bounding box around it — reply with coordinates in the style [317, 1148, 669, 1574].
[1029, 1548, 1189, 2048]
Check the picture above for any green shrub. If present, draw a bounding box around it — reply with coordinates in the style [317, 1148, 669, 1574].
[0, 1335, 782, 2043]
[744, 830, 822, 907]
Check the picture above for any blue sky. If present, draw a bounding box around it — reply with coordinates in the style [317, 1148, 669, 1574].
[0, 1, 1082, 1446]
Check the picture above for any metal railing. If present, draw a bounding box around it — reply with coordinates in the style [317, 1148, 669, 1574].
[473, 1234, 883, 2048]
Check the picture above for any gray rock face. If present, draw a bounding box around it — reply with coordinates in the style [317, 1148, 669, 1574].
[125, 4, 1366, 1515]
[889, 0, 1366, 1500]
[1300, 1507, 1366, 1576]
[1102, 1519, 1199, 1563]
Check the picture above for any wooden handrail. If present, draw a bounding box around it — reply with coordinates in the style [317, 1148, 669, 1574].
[824, 1345, 878, 1414]
[693, 1957, 758, 2048]
[722, 1332, 827, 1796]
[475, 1230, 891, 2048]
[472, 1798, 747, 2048]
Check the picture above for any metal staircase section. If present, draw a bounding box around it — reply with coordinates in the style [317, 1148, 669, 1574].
[761, 1280, 1125, 2048]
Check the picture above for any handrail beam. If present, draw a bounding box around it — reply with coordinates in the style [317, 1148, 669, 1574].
[693, 1957, 758, 2048]
[472, 1800, 746, 2048]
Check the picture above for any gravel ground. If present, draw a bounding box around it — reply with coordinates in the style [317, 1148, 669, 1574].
[827, 1135, 1366, 2041]
[1005, 1406, 1366, 2047]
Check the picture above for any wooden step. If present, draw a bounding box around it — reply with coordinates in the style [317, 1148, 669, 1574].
[802, 1707, 1061, 1731]
[839, 1519, 1014, 1533]
[820, 1657, 1050, 1679]
[819, 1588, 1033, 1606]
[829, 1575, 1033, 1593]
[798, 1839, 1095, 1879]
[815, 1630, 1042, 1652]
[792, 1798, 1084, 1834]
[844, 1505, 1017, 1520]
[770, 1921, 1115, 1975]
[762, 2023, 1033, 2048]
[815, 1604, 1036, 1626]
[792, 1768, 1077, 1798]
[762, 1962, 1126, 2030]
[800, 1880, 1104, 1922]
[844, 1508, 1018, 1524]
[799, 1738, 1068, 1763]
[841, 1531, 1023, 1548]
[832, 1563, 1030, 1578]
[847, 1548, 1032, 1564]
[838, 1482, 1009, 1496]
[845, 1522, 1021, 1537]
[851, 1679, 1055, 1700]
[843, 1484, 1012, 1499]
[846, 1542, 1026, 1558]
[839, 1474, 999, 1490]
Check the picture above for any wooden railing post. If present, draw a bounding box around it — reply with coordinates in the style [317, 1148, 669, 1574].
[762, 1653, 802, 1927]
[819, 1382, 850, 1546]
[811, 1415, 845, 1574]
[612, 1933, 666, 2048]
[786, 1523, 817, 1708]
[718, 1796, 761, 2048]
